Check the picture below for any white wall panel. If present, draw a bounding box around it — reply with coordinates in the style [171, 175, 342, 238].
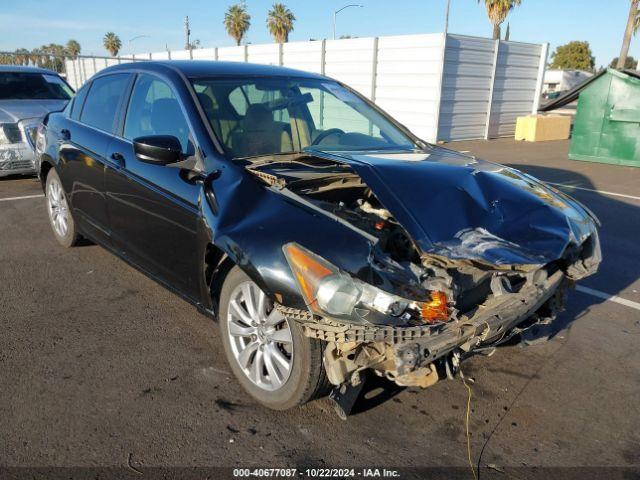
[64, 60, 79, 90]
[489, 41, 542, 137]
[192, 48, 217, 60]
[282, 41, 323, 74]
[247, 44, 280, 65]
[217, 46, 245, 62]
[438, 34, 495, 141]
[324, 37, 376, 98]
[171, 50, 192, 60]
[59, 33, 545, 143]
[150, 51, 170, 60]
[376, 33, 443, 142]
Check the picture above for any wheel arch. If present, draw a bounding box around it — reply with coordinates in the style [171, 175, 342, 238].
[38, 155, 55, 191]
[203, 240, 303, 319]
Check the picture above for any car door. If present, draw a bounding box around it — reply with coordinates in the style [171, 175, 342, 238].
[105, 73, 201, 300]
[59, 73, 132, 245]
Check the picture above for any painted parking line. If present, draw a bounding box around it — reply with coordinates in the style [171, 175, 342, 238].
[0, 194, 44, 202]
[547, 182, 640, 202]
[576, 285, 640, 311]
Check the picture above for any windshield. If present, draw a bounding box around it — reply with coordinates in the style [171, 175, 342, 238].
[191, 76, 416, 158]
[0, 72, 73, 100]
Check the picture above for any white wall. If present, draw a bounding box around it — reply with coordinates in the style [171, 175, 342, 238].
[439, 35, 547, 141]
[64, 33, 546, 143]
[376, 33, 444, 142]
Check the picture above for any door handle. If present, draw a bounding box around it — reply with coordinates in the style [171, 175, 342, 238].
[110, 152, 126, 168]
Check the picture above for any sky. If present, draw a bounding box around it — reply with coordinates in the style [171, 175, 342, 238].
[0, 0, 638, 68]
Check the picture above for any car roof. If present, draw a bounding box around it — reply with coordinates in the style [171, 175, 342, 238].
[0, 65, 59, 75]
[96, 60, 326, 80]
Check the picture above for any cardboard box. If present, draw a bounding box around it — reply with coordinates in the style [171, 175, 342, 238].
[515, 115, 571, 142]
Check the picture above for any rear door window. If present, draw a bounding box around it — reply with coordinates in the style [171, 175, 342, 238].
[80, 74, 130, 133]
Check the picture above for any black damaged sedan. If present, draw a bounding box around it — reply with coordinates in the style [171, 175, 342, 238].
[38, 61, 600, 417]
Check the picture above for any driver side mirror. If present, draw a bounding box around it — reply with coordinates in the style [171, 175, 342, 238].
[133, 135, 183, 165]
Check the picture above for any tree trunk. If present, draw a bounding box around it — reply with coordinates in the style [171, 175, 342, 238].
[492, 23, 501, 40]
[618, 0, 639, 69]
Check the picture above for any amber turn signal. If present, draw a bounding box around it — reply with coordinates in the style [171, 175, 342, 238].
[420, 291, 450, 323]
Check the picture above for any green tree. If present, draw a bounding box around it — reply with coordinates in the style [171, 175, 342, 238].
[477, 0, 521, 40]
[617, 0, 639, 69]
[103, 32, 122, 57]
[66, 39, 81, 58]
[550, 41, 595, 72]
[267, 3, 295, 43]
[610, 55, 637, 69]
[224, 4, 251, 46]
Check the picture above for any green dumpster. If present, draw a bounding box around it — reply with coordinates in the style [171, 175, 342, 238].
[569, 69, 640, 167]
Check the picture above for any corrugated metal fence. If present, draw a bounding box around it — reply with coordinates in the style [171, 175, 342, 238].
[65, 33, 548, 143]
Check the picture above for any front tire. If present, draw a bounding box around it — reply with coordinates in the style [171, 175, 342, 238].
[219, 266, 329, 410]
[45, 169, 79, 248]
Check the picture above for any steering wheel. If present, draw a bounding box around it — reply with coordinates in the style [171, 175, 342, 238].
[311, 128, 345, 146]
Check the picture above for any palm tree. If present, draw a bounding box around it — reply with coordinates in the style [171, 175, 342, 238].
[618, 0, 639, 68]
[103, 32, 122, 57]
[478, 0, 521, 40]
[14, 48, 31, 66]
[66, 39, 81, 59]
[267, 3, 295, 43]
[224, 4, 251, 46]
[30, 48, 44, 68]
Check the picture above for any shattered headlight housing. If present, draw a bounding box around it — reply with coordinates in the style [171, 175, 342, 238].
[0, 123, 27, 167]
[0, 123, 22, 145]
[284, 243, 450, 324]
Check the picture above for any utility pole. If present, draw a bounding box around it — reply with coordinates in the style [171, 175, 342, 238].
[185, 16, 191, 51]
[444, 0, 451, 35]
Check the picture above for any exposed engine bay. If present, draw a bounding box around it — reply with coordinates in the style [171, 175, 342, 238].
[244, 152, 601, 417]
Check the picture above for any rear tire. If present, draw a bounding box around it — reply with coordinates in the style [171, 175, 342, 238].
[219, 266, 329, 410]
[45, 169, 79, 248]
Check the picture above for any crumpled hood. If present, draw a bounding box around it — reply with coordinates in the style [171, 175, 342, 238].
[325, 147, 599, 266]
[0, 100, 68, 123]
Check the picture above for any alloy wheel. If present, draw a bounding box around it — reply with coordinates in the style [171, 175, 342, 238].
[47, 176, 70, 238]
[226, 281, 294, 391]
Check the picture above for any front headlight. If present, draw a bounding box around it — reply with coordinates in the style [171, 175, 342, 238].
[0, 123, 22, 145]
[284, 243, 450, 324]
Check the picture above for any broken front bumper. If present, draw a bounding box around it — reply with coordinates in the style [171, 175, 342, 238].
[0, 143, 36, 177]
[279, 267, 567, 382]
[393, 268, 565, 374]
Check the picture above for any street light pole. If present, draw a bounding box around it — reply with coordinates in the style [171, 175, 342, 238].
[128, 35, 150, 55]
[332, 4, 364, 40]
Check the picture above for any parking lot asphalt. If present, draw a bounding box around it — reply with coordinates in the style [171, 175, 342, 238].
[1, 139, 639, 477]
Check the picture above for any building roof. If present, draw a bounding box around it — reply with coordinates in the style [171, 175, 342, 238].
[540, 69, 640, 112]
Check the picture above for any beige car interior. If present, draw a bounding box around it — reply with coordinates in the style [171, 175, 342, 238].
[196, 88, 313, 158]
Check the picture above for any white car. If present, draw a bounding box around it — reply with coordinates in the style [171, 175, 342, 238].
[0, 66, 73, 177]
